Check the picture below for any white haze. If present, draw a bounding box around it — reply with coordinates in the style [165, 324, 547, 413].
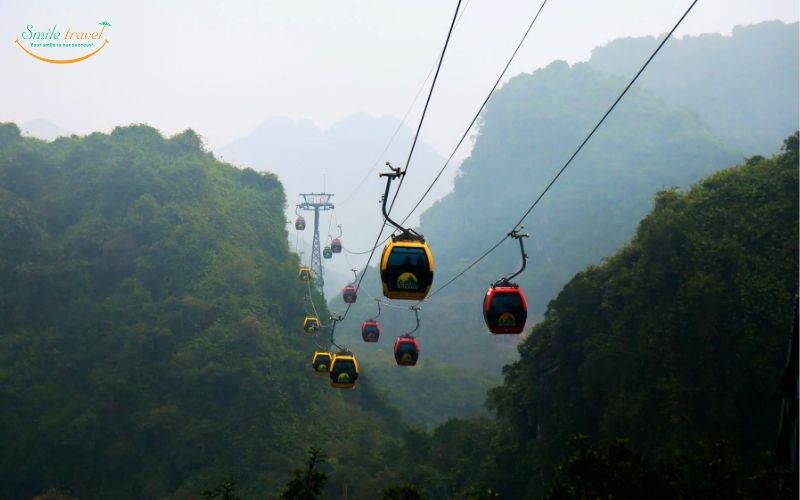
[2, 0, 797, 295]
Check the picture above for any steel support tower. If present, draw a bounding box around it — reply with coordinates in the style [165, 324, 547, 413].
[298, 193, 334, 291]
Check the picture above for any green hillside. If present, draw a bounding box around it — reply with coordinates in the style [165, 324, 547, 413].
[399, 134, 798, 499]
[335, 60, 739, 427]
[0, 124, 400, 499]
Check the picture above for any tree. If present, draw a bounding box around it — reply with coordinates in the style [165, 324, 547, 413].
[542, 435, 683, 500]
[201, 477, 239, 500]
[278, 447, 328, 500]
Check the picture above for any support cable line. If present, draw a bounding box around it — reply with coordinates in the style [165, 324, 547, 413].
[387, 0, 464, 215]
[339, 0, 463, 320]
[339, 0, 474, 206]
[400, 0, 550, 226]
[343, 244, 410, 310]
[343, 0, 549, 255]
[416, 0, 700, 304]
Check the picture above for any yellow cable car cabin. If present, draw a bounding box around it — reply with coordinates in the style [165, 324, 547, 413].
[329, 353, 359, 388]
[379, 238, 434, 300]
[312, 351, 332, 374]
[298, 266, 312, 282]
[303, 316, 320, 334]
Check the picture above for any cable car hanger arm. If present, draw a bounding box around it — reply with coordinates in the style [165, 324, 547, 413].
[328, 313, 346, 352]
[379, 163, 408, 234]
[380, 163, 424, 240]
[496, 229, 529, 285]
[369, 298, 382, 321]
[402, 305, 421, 337]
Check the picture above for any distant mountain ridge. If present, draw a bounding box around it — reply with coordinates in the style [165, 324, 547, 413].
[20, 119, 71, 141]
[588, 21, 799, 155]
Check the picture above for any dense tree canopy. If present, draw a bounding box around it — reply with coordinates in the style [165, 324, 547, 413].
[403, 134, 798, 499]
[0, 123, 401, 499]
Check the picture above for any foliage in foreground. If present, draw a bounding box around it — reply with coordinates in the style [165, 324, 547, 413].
[0, 123, 399, 499]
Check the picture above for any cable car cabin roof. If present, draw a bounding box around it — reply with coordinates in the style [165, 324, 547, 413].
[483, 285, 528, 334]
[361, 320, 381, 342]
[380, 240, 434, 300]
[394, 336, 420, 366]
[303, 316, 320, 333]
[329, 354, 359, 388]
[312, 351, 331, 374]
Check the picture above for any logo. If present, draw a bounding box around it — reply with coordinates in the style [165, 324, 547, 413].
[396, 272, 419, 290]
[498, 312, 517, 327]
[15, 21, 111, 64]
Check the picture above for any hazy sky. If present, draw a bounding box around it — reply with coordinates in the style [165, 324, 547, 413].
[2, 0, 797, 158]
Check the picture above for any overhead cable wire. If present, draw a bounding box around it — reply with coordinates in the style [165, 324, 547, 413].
[346, 0, 549, 253]
[343, 251, 410, 310]
[341, 0, 466, 322]
[418, 0, 700, 303]
[400, 0, 550, 225]
[387, 0, 464, 214]
[339, 0, 473, 207]
[512, 1, 698, 230]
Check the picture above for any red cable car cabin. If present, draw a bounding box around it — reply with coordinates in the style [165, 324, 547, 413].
[342, 284, 357, 304]
[331, 238, 342, 253]
[483, 284, 528, 334]
[295, 216, 306, 230]
[361, 320, 381, 342]
[394, 336, 420, 366]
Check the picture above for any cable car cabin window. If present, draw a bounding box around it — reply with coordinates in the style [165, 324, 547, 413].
[396, 342, 416, 354]
[388, 247, 428, 268]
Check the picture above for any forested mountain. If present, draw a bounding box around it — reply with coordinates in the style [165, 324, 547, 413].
[396, 135, 798, 499]
[0, 124, 401, 499]
[336, 59, 739, 426]
[588, 21, 799, 156]
[3, 20, 797, 499]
